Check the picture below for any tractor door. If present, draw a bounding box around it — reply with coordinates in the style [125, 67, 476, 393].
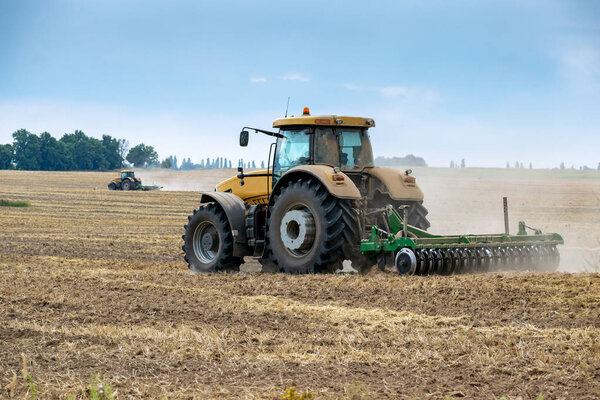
[272, 128, 312, 183]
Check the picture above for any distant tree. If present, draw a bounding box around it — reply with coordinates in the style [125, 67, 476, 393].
[450, 161, 455, 168]
[597, 162, 600, 170]
[101, 135, 121, 170]
[228, 160, 232, 168]
[40, 132, 70, 170]
[12, 129, 41, 170]
[261, 160, 265, 169]
[251, 160, 256, 168]
[63, 131, 109, 170]
[126, 143, 158, 167]
[560, 162, 565, 170]
[160, 157, 172, 169]
[506, 162, 510, 168]
[118, 139, 129, 168]
[529, 162, 533, 169]
[460, 158, 465, 168]
[0, 144, 12, 169]
[172, 155, 178, 169]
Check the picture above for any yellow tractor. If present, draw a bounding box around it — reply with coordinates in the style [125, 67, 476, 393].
[182, 108, 429, 274]
[108, 170, 161, 191]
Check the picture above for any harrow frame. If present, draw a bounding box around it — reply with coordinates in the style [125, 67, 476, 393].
[360, 205, 564, 275]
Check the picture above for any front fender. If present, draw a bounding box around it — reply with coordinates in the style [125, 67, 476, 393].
[199, 191, 250, 257]
[270, 165, 362, 204]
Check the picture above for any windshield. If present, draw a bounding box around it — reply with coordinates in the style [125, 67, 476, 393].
[315, 128, 374, 170]
[274, 129, 311, 177]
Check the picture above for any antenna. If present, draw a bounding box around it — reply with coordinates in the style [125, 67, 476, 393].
[284, 96, 290, 118]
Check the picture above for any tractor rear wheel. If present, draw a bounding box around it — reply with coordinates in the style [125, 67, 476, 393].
[265, 178, 349, 274]
[121, 180, 132, 190]
[182, 203, 242, 273]
[392, 200, 430, 230]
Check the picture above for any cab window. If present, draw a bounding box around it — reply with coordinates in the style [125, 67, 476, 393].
[338, 129, 374, 170]
[314, 128, 340, 166]
[274, 129, 311, 176]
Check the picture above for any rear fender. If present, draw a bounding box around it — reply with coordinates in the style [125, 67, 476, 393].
[199, 192, 250, 257]
[270, 165, 361, 205]
[366, 167, 424, 201]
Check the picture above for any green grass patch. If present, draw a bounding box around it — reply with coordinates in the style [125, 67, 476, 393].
[0, 199, 30, 207]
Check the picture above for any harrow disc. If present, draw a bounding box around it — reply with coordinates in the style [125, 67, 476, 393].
[400, 243, 560, 275]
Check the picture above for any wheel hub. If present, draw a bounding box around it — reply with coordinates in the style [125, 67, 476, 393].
[201, 232, 215, 251]
[193, 221, 220, 263]
[280, 209, 316, 254]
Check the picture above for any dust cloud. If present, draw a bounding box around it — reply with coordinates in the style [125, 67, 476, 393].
[414, 167, 600, 273]
[132, 168, 240, 192]
[134, 167, 600, 272]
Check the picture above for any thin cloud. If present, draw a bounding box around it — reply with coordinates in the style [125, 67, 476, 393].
[340, 83, 361, 91]
[556, 39, 600, 92]
[283, 73, 310, 82]
[378, 86, 408, 97]
[250, 77, 267, 83]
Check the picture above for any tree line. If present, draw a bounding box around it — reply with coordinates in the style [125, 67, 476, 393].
[374, 155, 427, 167]
[0, 129, 128, 170]
[0, 129, 168, 170]
[171, 156, 265, 170]
[0, 129, 262, 171]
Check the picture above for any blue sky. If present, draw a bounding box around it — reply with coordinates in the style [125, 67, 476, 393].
[1, 0, 599, 168]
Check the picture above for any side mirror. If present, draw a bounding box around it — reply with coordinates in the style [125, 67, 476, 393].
[239, 130, 249, 147]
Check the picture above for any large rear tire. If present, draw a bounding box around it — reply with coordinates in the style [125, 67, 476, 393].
[182, 203, 242, 273]
[406, 201, 430, 230]
[384, 200, 430, 230]
[121, 180, 132, 191]
[265, 178, 348, 274]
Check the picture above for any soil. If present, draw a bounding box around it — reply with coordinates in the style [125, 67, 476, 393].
[0, 168, 599, 399]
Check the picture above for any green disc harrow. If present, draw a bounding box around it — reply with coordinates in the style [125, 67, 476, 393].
[360, 204, 563, 275]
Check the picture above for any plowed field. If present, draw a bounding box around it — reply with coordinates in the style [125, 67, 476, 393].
[1, 169, 599, 399]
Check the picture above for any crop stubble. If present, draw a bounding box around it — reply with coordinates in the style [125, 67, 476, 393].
[0, 169, 599, 399]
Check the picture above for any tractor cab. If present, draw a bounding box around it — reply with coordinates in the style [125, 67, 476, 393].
[271, 107, 375, 179]
[273, 125, 374, 179]
[238, 107, 376, 183]
[121, 170, 135, 180]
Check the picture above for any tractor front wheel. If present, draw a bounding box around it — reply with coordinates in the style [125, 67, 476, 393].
[182, 203, 242, 273]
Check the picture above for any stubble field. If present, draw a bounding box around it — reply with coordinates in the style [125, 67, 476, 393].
[0, 168, 599, 399]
